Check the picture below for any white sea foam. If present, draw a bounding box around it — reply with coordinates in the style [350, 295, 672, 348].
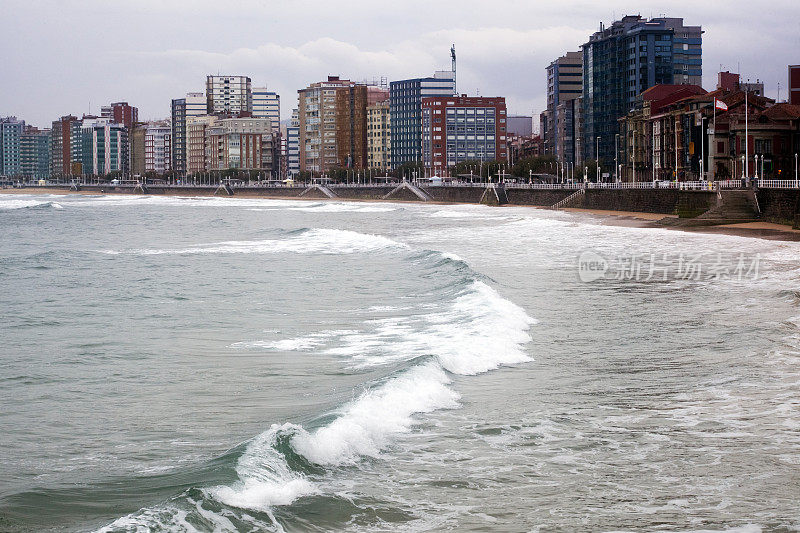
[321, 280, 536, 374]
[290, 362, 460, 465]
[0, 198, 63, 210]
[288, 202, 396, 213]
[426, 209, 511, 220]
[101, 228, 409, 256]
[231, 330, 358, 351]
[209, 424, 319, 512]
[72, 195, 297, 209]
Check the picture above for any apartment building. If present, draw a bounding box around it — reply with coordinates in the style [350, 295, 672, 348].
[206, 75, 252, 115]
[367, 101, 390, 171]
[298, 76, 355, 173]
[390, 70, 456, 168]
[171, 92, 205, 175]
[421, 95, 508, 174]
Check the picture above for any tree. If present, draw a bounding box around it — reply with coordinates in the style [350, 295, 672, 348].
[449, 159, 508, 180]
[510, 155, 557, 177]
[392, 161, 423, 180]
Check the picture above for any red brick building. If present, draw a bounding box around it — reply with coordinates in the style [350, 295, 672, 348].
[421, 95, 507, 175]
[101, 102, 138, 129]
[789, 65, 800, 106]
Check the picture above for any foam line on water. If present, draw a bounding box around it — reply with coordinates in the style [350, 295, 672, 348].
[99, 228, 409, 256]
[0, 199, 64, 210]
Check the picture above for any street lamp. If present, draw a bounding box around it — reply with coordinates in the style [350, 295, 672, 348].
[741, 155, 746, 179]
[795, 153, 798, 188]
[754, 154, 760, 180]
[596, 136, 601, 182]
[615, 133, 620, 182]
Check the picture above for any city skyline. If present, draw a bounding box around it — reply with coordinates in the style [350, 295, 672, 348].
[3, 0, 799, 128]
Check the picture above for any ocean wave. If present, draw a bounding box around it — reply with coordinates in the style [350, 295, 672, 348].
[290, 362, 460, 466]
[97, 245, 536, 528]
[0, 199, 64, 210]
[209, 257, 534, 514]
[99, 228, 410, 256]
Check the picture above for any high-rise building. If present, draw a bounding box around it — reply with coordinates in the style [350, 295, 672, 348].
[543, 52, 583, 165]
[130, 123, 147, 176]
[206, 75, 252, 115]
[582, 16, 702, 165]
[50, 115, 83, 177]
[390, 70, 456, 168]
[100, 102, 138, 129]
[186, 115, 219, 174]
[0, 117, 25, 177]
[20, 126, 51, 179]
[206, 117, 274, 174]
[367, 101, 391, 171]
[421, 95, 508, 174]
[298, 76, 356, 173]
[252, 88, 281, 130]
[145, 123, 171, 174]
[287, 108, 300, 177]
[335, 84, 369, 169]
[80, 116, 128, 176]
[171, 92, 206, 176]
[790, 65, 800, 105]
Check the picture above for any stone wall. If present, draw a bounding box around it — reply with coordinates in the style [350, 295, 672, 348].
[506, 188, 576, 206]
[756, 189, 800, 227]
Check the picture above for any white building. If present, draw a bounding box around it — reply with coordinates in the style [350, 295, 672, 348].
[145, 123, 171, 174]
[287, 108, 300, 176]
[252, 88, 280, 131]
[205, 117, 274, 173]
[206, 75, 252, 115]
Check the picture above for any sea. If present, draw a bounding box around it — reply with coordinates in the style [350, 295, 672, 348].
[1, 193, 799, 533]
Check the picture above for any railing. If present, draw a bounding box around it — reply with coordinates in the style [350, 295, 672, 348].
[13, 178, 800, 190]
[757, 179, 800, 189]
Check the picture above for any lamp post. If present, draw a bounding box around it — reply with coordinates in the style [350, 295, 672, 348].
[795, 153, 798, 188]
[632, 130, 636, 183]
[596, 136, 601, 182]
[529, 169, 532, 184]
[700, 116, 705, 181]
[615, 133, 620, 182]
[753, 154, 764, 180]
[741, 155, 746, 179]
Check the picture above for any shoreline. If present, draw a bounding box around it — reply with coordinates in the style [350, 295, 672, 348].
[3, 186, 800, 242]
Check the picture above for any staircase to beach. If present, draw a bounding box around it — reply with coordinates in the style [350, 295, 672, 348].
[382, 182, 433, 201]
[658, 190, 760, 227]
[550, 188, 585, 209]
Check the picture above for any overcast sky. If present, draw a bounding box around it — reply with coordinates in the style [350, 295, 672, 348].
[3, 0, 799, 128]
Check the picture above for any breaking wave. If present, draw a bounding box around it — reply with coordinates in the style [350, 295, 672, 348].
[97, 239, 535, 531]
[0, 198, 64, 210]
[99, 228, 410, 256]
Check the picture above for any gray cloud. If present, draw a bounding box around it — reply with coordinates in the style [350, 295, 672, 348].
[2, 0, 798, 128]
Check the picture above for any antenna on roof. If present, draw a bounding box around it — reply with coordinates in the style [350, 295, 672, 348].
[451, 44, 457, 94]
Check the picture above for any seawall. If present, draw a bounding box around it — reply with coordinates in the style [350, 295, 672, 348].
[8, 184, 800, 226]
